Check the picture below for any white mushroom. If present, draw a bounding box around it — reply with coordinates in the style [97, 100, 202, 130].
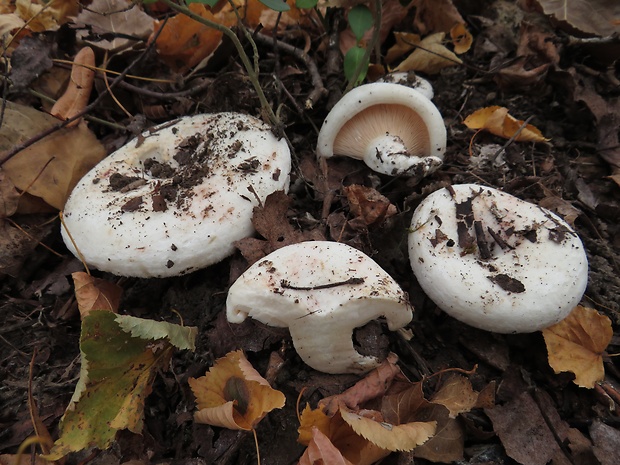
[61, 113, 291, 278]
[377, 72, 434, 100]
[408, 184, 588, 333]
[316, 82, 446, 177]
[226, 241, 413, 374]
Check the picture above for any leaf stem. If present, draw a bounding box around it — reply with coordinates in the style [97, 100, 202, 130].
[344, 0, 382, 93]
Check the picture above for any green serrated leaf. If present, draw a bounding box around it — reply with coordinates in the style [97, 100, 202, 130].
[115, 314, 197, 351]
[44, 311, 194, 460]
[348, 5, 373, 42]
[296, 0, 317, 8]
[344, 45, 369, 85]
[258, 0, 291, 12]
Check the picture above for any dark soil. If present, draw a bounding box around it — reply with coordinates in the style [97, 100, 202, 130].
[2, 1, 620, 465]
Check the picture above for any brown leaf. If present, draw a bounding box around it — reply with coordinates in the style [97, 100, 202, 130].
[412, 0, 466, 35]
[72, 271, 122, 316]
[189, 350, 285, 431]
[394, 33, 462, 74]
[319, 353, 402, 416]
[542, 305, 612, 388]
[385, 32, 420, 65]
[344, 185, 397, 226]
[0, 169, 20, 218]
[1, 102, 106, 211]
[590, 419, 620, 465]
[463, 106, 549, 143]
[298, 427, 354, 465]
[485, 391, 559, 465]
[450, 23, 473, 54]
[51, 47, 95, 127]
[531, 0, 620, 36]
[75, 0, 154, 52]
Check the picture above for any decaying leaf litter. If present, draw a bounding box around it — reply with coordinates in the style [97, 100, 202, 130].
[1, 0, 620, 464]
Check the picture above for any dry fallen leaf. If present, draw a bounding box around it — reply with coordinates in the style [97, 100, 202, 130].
[412, 0, 465, 35]
[340, 405, 436, 452]
[344, 184, 397, 226]
[394, 32, 462, 74]
[189, 350, 285, 430]
[154, 3, 223, 72]
[542, 305, 613, 388]
[74, 0, 154, 52]
[430, 374, 479, 418]
[463, 106, 550, 143]
[0, 101, 106, 211]
[530, 0, 620, 37]
[72, 271, 123, 316]
[385, 31, 419, 65]
[298, 427, 355, 465]
[450, 23, 473, 54]
[51, 47, 95, 126]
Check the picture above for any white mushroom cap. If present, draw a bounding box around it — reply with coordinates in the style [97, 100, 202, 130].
[226, 241, 413, 374]
[316, 82, 446, 177]
[408, 184, 588, 333]
[377, 72, 434, 100]
[61, 113, 291, 278]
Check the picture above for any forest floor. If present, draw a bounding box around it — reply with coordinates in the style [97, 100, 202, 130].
[1, 0, 620, 464]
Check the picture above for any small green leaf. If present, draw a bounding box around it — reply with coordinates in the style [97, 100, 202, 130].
[258, 0, 291, 12]
[348, 5, 373, 42]
[296, 0, 317, 8]
[115, 314, 197, 350]
[344, 45, 369, 85]
[185, 0, 220, 6]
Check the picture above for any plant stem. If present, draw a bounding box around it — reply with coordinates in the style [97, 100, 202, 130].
[158, 0, 280, 129]
[344, 0, 382, 93]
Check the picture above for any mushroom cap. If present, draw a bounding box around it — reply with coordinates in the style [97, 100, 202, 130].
[408, 184, 588, 333]
[377, 72, 434, 100]
[61, 113, 291, 278]
[316, 82, 446, 176]
[226, 241, 413, 374]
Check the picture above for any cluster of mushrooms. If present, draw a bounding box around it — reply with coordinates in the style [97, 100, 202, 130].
[62, 75, 588, 374]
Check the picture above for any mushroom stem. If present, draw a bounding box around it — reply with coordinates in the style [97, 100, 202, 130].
[364, 134, 443, 176]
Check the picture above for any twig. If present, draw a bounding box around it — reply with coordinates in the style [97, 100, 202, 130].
[254, 32, 327, 109]
[491, 115, 536, 161]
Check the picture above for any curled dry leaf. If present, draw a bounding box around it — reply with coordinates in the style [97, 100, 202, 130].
[344, 184, 397, 226]
[394, 33, 462, 74]
[319, 353, 402, 416]
[72, 271, 123, 316]
[385, 31, 419, 65]
[51, 47, 95, 127]
[463, 106, 550, 143]
[298, 427, 354, 465]
[542, 305, 613, 388]
[450, 23, 473, 54]
[340, 405, 436, 452]
[189, 350, 285, 430]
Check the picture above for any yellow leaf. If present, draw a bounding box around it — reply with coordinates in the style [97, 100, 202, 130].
[189, 350, 285, 430]
[463, 106, 550, 143]
[543, 305, 613, 388]
[298, 403, 332, 445]
[450, 23, 472, 54]
[394, 32, 462, 74]
[339, 405, 436, 452]
[430, 374, 478, 418]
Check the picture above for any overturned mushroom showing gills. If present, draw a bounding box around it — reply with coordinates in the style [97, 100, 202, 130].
[408, 184, 588, 333]
[316, 82, 446, 177]
[62, 113, 291, 278]
[226, 241, 413, 374]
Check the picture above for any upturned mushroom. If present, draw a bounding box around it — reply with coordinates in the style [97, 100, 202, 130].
[408, 184, 588, 333]
[316, 82, 446, 177]
[226, 241, 413, 374]
[61, 113, 291, 278]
